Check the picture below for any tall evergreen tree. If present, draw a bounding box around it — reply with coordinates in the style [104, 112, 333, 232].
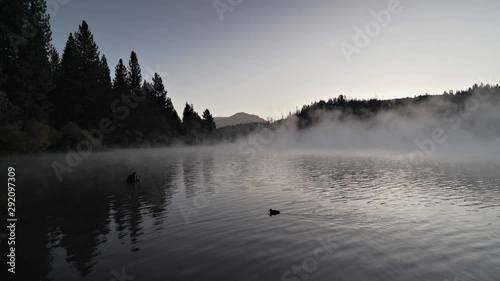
[120, 51, 144, 131]
[74, 20, 100, 78]
[6, 0, 53, 128]
[202, 109, 216, 133]
[96, 54, 112, 119]
[127, 51, 142, 91]
[141, 79, 154, 98]
[48, 46, 60, 82]
[165, 97, 182, 136]
[53, 33, 79, 127]
[73, 20, 101, 128]
[152, 73, 167, 100]
[99, 55, 112, 90]
[182, 103, 202, 136]
[113, 59, 128, 96]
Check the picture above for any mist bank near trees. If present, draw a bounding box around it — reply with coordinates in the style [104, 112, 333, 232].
[247, 84, 500, 161]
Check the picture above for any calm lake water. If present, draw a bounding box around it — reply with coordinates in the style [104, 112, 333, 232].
[2, 147, 500, 281]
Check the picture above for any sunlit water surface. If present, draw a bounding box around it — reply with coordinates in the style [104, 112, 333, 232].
[2, 147, 500, 281]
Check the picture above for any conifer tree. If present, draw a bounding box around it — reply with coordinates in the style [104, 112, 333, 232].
[74, 20, 102, 128]
[127, 51, 142, 91]
[121, 51, 144, 131]
[74, 21, 100, 79]
[182, 103, 202, 135]
[202, 109, 216, 133]
[113, 59, 128, 96]
[96, 54, 112, 119]
[152, 73, 167, 100]
[48, 46, 60, 82]
[9, 0, 53, 128]
[99, 55, 112, 90]
[165, 97, 182, 135]
[53, 33, 79, 127]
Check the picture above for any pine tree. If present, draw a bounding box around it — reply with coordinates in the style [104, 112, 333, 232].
[202, 109, 216, 133]
[152, 73, 167, 100]
[7, 0, 53, 128]
[113, 59, 128, 96]
[74, 20, 102, 128]
[48, 46, 60, 82]
[165, 97, 182, 135]
[182, 103, 193, 126]
[141, 79, 153, 93]
[96, 54, 112, 119]
[74, 20, 100, 79]
[182, 103, 202, 136]
[53, 33, 79, 127]
[121, 51, 144, 132]
[99, 55, 112, 90]
[127, 51, 142, 91]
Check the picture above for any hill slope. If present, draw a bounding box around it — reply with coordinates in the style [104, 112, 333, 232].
[214, 112, 266, 128]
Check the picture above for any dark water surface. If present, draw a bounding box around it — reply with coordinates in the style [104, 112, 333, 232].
[1, 147, 500, 281]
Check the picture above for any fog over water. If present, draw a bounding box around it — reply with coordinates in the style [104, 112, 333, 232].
[229, 91, 500, 165]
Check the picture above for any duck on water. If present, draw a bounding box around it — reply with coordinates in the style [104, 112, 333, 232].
[268, 209, 280, 216]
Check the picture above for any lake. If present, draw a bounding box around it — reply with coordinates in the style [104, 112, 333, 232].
[2, 146, 500, 281]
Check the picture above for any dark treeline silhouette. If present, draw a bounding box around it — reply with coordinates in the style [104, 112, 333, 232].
[294, 84, 500, 129]
[0, 1, 216, 154]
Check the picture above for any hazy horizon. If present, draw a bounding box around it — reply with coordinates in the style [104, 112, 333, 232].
[49, 0, 500, 118]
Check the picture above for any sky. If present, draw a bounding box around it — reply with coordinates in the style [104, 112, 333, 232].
[49, 0, 500, 119]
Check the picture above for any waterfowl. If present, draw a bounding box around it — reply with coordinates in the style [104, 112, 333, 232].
[268, 209, 280, 216]
[126, 172, 140, 184]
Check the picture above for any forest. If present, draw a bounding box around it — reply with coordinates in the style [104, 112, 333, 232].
[0, 0, 219, 154]
[295, 84, 500, 130]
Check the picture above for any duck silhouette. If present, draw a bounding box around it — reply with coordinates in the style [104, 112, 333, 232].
[268, 209, 280, 216]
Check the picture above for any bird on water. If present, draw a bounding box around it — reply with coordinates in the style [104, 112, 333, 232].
[269, 209, 280, 216]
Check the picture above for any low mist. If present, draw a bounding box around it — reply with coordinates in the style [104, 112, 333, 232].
[229, 89, 500, 164]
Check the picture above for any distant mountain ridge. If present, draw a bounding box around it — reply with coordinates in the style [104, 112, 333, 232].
[214, 112, 266, 128]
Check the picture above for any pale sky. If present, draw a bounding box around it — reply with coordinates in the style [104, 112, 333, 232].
[50, 0, 500, 118]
